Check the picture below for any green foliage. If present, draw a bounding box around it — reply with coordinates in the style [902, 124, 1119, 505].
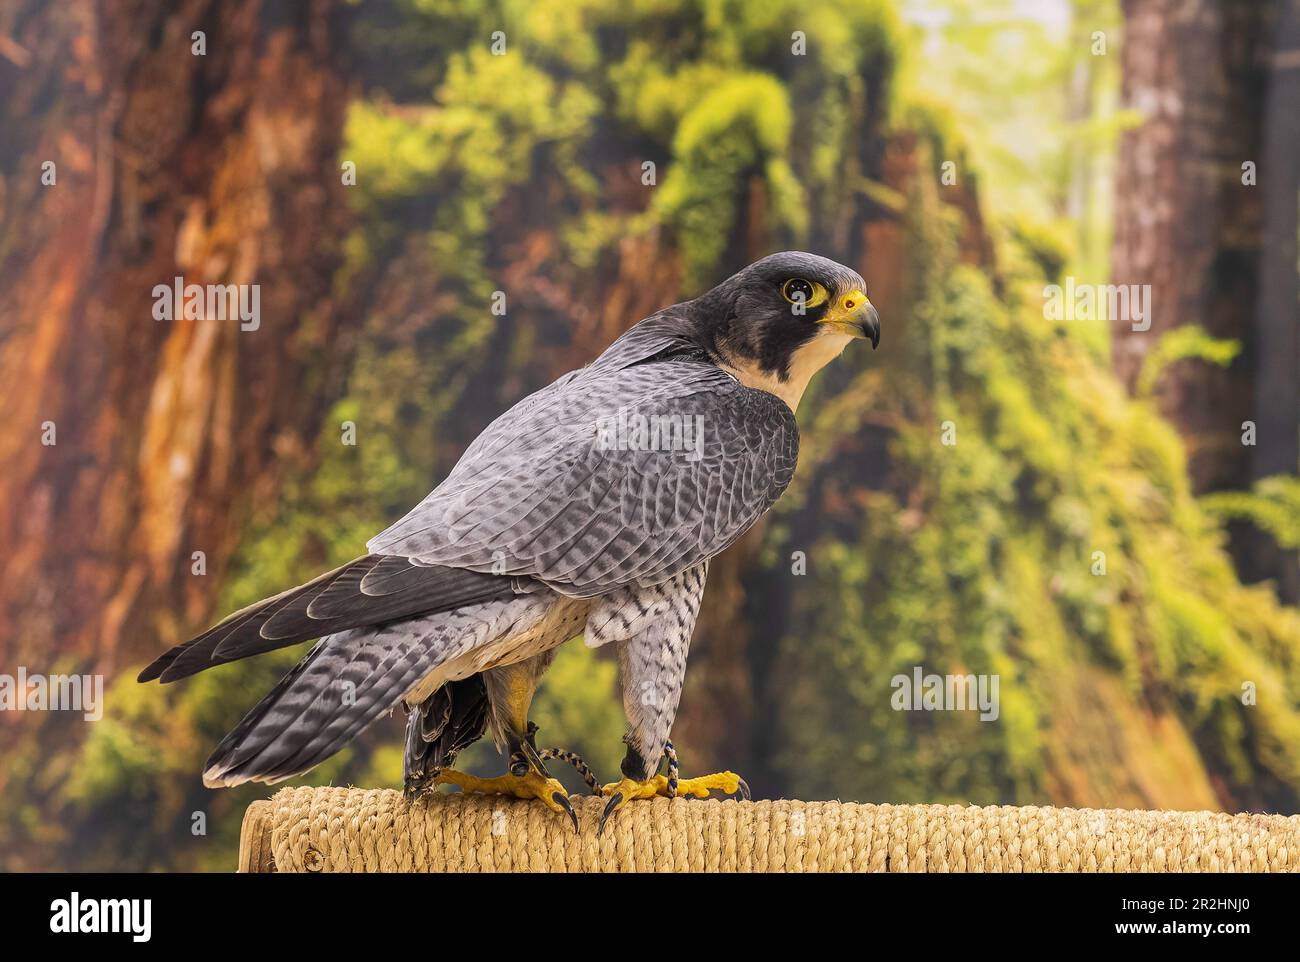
[903, 0, 1127, 349]
[771, 175, 1300, 808]
[1203, 476, 1300, 552]
[655, 73, 803, 286]
[1135, 325, 1241, 398]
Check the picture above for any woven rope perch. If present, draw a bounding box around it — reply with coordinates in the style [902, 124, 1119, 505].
[237, 786, 1300, 872]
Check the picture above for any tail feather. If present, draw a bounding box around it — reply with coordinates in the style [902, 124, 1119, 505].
[202, 624, 442, 787]
[138, 555, 531, 684]
[138, 565, 346, 683]
[200, 589, 550, 788]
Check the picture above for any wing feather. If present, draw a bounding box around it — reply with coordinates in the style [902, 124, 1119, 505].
[368, 351, 799, 597]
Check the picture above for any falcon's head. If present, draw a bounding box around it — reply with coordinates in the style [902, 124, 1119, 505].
[685, 251, 880, 410]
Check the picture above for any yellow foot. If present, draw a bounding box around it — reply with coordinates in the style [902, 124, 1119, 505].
[598, 771, 750, 833]
[434, 769, 579, 832]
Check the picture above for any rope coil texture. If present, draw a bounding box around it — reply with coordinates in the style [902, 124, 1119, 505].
[238, 786, 1300, 873]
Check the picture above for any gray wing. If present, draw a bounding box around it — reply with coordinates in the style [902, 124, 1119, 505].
[368, 325, 799, 597]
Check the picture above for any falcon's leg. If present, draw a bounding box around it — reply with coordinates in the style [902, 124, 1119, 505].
[660, 739, 750, 800]
[427, 656, 580, 831]
[594, 564, 746, 832]
[599, 740, 750, 832]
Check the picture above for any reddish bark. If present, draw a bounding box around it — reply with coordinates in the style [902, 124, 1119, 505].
[0, 0, 350, 674]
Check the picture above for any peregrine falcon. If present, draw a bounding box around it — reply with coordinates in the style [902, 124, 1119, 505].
[139, 251, 880, 831]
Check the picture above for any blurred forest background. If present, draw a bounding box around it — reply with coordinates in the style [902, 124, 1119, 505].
[1, 0, 1298, 871]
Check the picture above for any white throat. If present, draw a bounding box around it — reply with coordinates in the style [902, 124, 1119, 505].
[720, 331, 853, 411]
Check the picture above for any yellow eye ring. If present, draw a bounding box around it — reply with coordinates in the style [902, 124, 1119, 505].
[781, 278, 828, 309]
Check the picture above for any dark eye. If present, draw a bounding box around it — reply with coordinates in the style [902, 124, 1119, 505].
[781, 278, 814, 304]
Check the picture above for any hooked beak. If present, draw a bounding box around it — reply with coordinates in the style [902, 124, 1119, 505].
[859, 302, 881, 350]
[820, 289, 880, 349]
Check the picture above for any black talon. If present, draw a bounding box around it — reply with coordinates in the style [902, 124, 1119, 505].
[735, 776, 751, 801]
[553, 791, 580, 834]
[598, 793, 623, 835]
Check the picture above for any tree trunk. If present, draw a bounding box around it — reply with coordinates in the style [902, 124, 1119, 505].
[1246, 0, 1300, 602]
[1111, 0, 1276, 493]
[0, 0, 350, 675]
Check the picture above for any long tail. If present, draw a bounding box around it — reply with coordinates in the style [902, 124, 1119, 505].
[202, 623, 443, 787]
[139, 555, 532, 684]
[134, 554, 546, 788]
[201, 582, 544, 787]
